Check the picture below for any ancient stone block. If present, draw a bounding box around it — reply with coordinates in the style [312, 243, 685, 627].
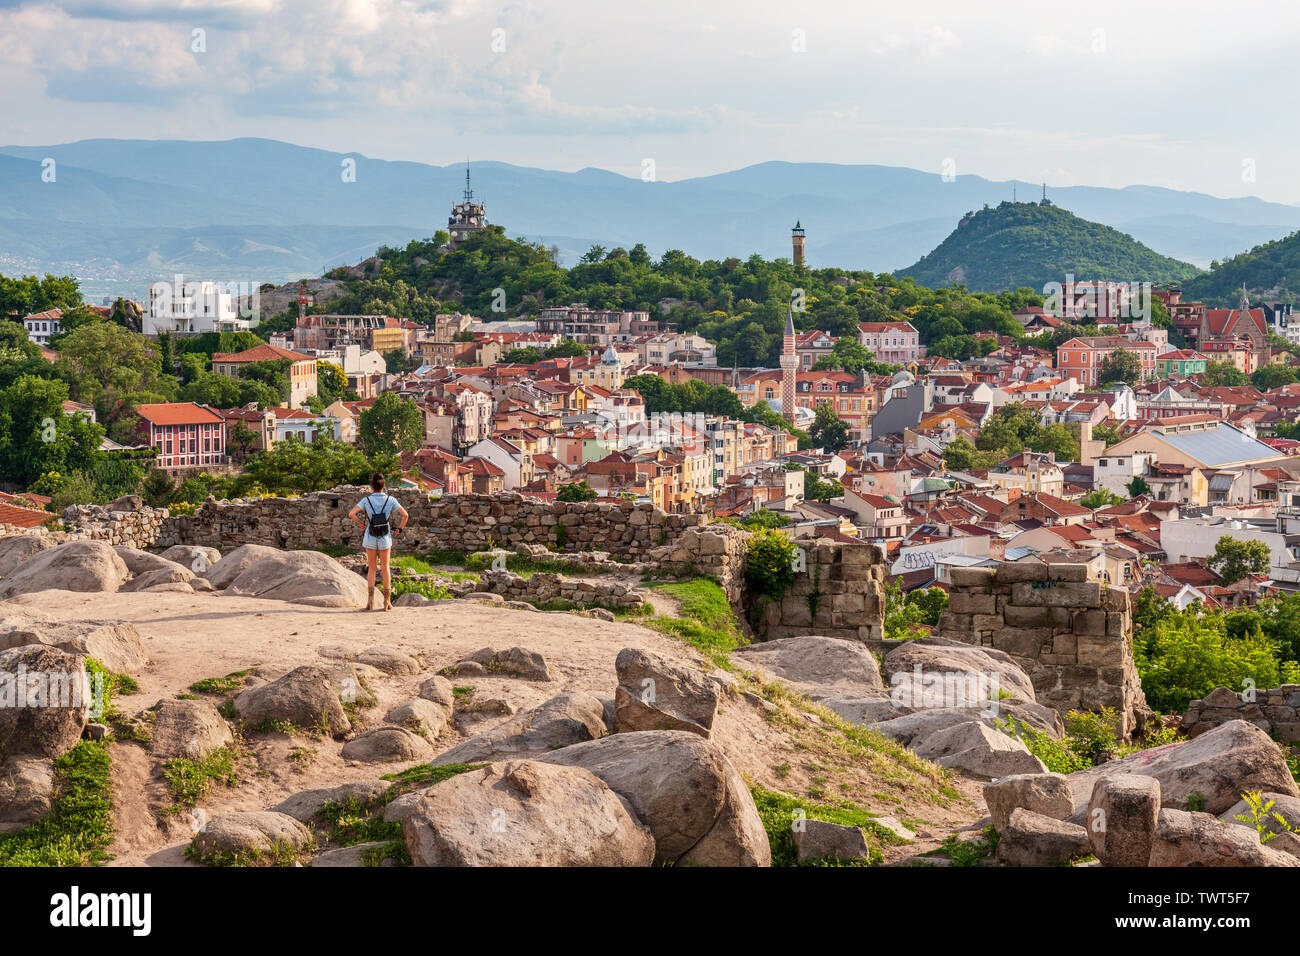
[1046, 563, 1088, 583]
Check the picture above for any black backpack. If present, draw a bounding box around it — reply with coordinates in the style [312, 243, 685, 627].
[363, 494, 392, 537]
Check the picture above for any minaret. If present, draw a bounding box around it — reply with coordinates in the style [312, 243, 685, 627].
[791, 221, 805, 269]
[780, 306, 798, 423]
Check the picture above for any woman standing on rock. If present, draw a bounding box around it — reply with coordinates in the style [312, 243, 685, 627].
[348, 472, 409, 611]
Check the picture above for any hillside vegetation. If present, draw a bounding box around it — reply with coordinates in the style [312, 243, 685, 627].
[1182, 229, 1300, 306]
[900, 201, 1200, 293]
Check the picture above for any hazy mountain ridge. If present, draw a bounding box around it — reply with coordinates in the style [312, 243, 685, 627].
[1, 138, 1297, 298]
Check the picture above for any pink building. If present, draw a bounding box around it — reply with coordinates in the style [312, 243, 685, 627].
[857, 322, 924, 363]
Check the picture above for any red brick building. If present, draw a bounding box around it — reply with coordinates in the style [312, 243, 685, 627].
[137, 403, 227, 471]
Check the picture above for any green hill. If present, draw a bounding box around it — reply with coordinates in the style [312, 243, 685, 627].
[1181, 230, 1300, 306]
[900, 200, 1200, 293]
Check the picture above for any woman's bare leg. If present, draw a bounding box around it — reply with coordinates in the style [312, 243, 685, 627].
[365, 547, 377, 610]
[379, 548, 392, 610]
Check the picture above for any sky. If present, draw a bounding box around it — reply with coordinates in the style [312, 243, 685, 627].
[1, 0, 1298, 203]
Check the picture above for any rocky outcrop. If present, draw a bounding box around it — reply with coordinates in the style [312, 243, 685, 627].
[912, 720, 1047, 778]
[883, 639, 1037, 706]
[0, 536, 56, 578]
[190, 811, 314, 861]
[1067, 720, 1300, 816]
[401, 760, 656, 867]
[614, 647, 720, 738]
[223, 550, 367, 608]
[985, 773, 1075, 832]
[1087, 774, 1160, 867]
[150, 698, 233, 760]
[232, 665, 352, 737]
[536, 730, 770, 866]
[0, 620, 147, 675]
[731, 635, 885, 700]
[996, 808, 1090, 866]
[202, 544, 282, 590]
[0, 540, 129, 598]
[0, 645, 91, 761]
[431, 692, 606, 766]
[1149, 809, 1299, 867]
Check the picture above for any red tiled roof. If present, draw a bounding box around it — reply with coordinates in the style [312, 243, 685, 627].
[212, 344, 315, 364]
[135, 402, 225, 426]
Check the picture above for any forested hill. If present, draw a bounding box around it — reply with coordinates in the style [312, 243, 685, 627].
[1181, 230, 1300, 306]
[899, 201, 1201, 293]
[259, 225, 1044, 367]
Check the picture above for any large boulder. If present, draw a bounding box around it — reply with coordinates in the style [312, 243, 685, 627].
[190, 811, 314, 861]
[912, 721, 1047, 779]
[1219, 791, 1300, 836]
[113, 547, 190, 578]
[870, 699, 1064, 748]
[819, 696, 899, 725]
[122, 565, 195, 592]
[730, 636, 884, 700]
[150, 698, 233, 760]
[232, 665, 351, 737]
[793, 820, 874, 863]
[1149, 809, 1300, 867]
[0, 754, 55, 832]
[1087, 774, 1160, 867]
[614, 647, 720, 738]
[341, 727, 435, 763]
[202, 544, 282, 590]
[0, 620, 147, 675]
[224, 550, 367, 608]
[0, 645, 91, 761]
[431, 692, 605, 766]
[271, 780, 391, 822]
[159, 545, 222, 576]
[0, 536, 57, 578]
[0, 541, 128, 598]
[386, 699, 448, 738]
[984, 773, 1074, 832]
[996, 808, 1090, 866]
[1067, 720, 1299, 817]
[460, 646, 553, 681]
[883, 639, 1036, 705]
[536, 730, 770, 866]
[401, 760, 655, 866]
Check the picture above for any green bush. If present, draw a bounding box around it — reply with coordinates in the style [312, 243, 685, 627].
[1135, 609, 1300, 713]
[744, 529, 797, 599]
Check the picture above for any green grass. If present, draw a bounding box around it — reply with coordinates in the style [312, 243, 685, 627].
[640, 578, 746, 666]
[189, 668, 258, 696]
[389, 578, 453, 601]
[0, 741, 114, 866]
[317, 795, 402, 846]
[751, 786, 902, 867]
[380, 762, 487, 799]
[925, 826, 1000, 867]
[391, 554, 480, 583]
[160, 746, 240, 813]
[186, 839, 312, 867]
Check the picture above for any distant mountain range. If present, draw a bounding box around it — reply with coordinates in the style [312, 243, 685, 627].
[900, 201, 1200, 293]
[2, 138, 1300, 299]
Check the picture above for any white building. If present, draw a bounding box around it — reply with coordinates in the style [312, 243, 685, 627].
[1095, 451, 1157, 499]
[22, 308, 62, 345]
[146, 278, 252, 335]
[1162, 515, 1300, 569]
